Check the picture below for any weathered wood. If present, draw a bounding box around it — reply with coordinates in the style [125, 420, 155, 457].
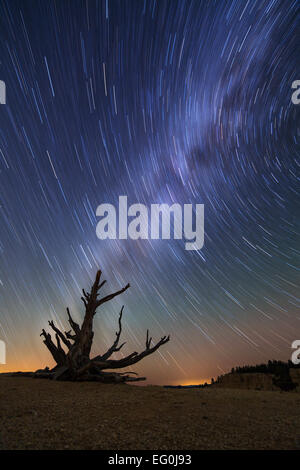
[48, 320, 71, 349]
[37, 269, 170, 383]
[94, 306, 126, 361]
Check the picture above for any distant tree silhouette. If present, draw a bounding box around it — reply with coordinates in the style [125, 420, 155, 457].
[230, 359, 300, 375]
[229, 359, 299, 391]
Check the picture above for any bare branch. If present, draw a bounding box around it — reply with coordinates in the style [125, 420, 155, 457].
[95, 283, 130, 310]
[91, 334, 170, 370]
[97, 280, 107, 292]
[40, 329, 66, 366]
[55, 333, 66, 359]
[48, 320, 71, 349]
[94, 306, 126, 361]
[66, 308, 81, 336]
[65, 330, 76, 341]
[90, 270, 103, 299]
[146, 329, 152, 349]
[82, 289, 90, 301]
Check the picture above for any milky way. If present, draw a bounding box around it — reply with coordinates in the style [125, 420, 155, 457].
[0, 0, 299, 384]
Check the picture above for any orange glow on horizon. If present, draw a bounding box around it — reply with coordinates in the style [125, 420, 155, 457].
[179, 378, 211, 386]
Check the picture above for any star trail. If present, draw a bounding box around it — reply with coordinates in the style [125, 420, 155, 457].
[0, 0, 299, 384]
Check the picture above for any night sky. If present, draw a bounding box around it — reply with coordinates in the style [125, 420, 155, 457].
[0, 0, 299, 385]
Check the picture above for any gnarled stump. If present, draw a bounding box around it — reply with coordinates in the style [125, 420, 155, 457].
[30, 270, 170, 383]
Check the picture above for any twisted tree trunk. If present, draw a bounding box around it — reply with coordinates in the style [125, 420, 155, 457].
[32, 270, 170, 383]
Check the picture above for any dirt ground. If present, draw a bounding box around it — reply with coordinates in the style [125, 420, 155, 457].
[0, 375, 300, 450]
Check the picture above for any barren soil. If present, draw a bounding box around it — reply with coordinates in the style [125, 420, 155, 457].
[1, 376, 300, 450]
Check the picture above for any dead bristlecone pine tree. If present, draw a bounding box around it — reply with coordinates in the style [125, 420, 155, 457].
[31, 270, 170, 383]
